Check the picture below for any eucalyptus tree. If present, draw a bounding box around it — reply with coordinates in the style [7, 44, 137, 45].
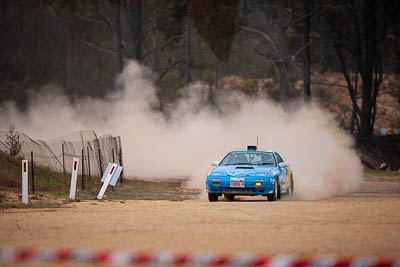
[239, 0, 325, 103]
[321, 0, 395, 139]
[190, 0, 240, 94]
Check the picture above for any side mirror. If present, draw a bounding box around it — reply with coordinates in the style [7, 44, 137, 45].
[279, 162, 288, 168]
[211, 161, 219, 166]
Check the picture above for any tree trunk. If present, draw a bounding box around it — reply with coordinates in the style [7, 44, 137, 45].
[215, 56, 220, 89]
[331, 1, 385, 140]
[277, 0, 290, 102]
[359, 80, 373, 138]
[33, 1, 41, 80]
[184, 4, 192, 98]
[150, 14, 157, 69]
[209, 55, 220, 106]
[350, 70, 359, 134]
[125, 0, 142, 60]
[111, 0, 123, 75]
[303, 0, 311, 101]
[277, 61, 289, 102]
[359, 1, 377, 139]
[65, 2, 73, 93]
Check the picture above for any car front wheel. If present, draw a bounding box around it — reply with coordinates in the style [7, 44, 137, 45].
[267, 178, 279, 201]
[287, 176, 294, 196]
[224, 194, 235, 201]
[208, 193, 219, 202]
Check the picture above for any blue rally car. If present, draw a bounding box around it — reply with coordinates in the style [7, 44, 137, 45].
[206, 146, 294, 202]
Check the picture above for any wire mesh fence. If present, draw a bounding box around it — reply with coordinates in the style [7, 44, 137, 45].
[0, 130, 123, 180]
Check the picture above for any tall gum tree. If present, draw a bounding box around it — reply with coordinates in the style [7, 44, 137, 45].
[322, 0, 389, 140]
[239, 0, 317, 103]
[191, 0, 240, 95]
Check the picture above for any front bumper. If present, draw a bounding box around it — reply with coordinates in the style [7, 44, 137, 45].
[206, 179, 275, 195]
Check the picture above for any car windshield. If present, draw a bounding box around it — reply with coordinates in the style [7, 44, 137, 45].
[219, 152, 276, 166]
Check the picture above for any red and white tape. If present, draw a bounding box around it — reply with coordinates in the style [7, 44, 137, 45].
[0, 247, 399, 266]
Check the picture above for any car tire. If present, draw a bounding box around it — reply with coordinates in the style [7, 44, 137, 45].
[224, 194, 235, 201]
[287, 175, 294, 196]
[277, 182, 281, 199]
[267, 178, 279, 201]
[208, 193, 219, 202]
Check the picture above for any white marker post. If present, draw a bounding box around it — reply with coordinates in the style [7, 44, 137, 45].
[69, 158, 79, 200]
[21, 160, 28, 204]
[97, 163, 117, 200]
[110, 166, 123, 186]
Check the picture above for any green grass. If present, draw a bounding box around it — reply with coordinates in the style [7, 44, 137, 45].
[0, 151, 23, 187]
[0, 151, 199, 209]
[103, 179, 196, 201]
[44, 179, 197, 201]
[364, 169, 400, 176]
[0, 202, 62, 209]
[363, 169, 400, 182]
[50, 192, 67, 198]
[0, 150, 70, 189]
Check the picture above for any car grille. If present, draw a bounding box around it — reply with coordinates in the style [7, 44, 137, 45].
[222, 189, 254, 195]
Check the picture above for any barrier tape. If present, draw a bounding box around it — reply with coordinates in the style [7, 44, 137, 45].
[0, 247, 399, 266]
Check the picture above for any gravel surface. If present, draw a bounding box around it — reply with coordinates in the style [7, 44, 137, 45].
[1, 181, 399, 258]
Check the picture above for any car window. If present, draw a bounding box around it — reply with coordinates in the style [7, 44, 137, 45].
[220, 152, 276, 166]
[275, 153, 284, 163]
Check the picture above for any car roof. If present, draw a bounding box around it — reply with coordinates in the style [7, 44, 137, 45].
[231, 149, 275, 153]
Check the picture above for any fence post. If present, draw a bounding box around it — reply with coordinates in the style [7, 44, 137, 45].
[81, 148, 85, 190]
[119, 145, 124, 184]
[69, 158, 79, 200]
[62, 143, 65, 176]
[30, 151, 35, 194]
[111, 148, 115, 191]
[22, 160, 28, 204]
[87, 146, 91, 181]
[98, 148, 103, 176]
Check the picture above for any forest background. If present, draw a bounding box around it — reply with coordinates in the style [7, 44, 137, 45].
[1, 0, 399, 168]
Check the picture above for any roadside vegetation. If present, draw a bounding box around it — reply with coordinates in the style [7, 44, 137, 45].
[363, 169, 400, 182]
[0, 151, 199, 209]
[1, 149, 399, 209]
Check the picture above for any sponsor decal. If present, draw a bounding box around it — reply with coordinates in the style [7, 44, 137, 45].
[226, 169, 245, 176]
[232, 152, 273, 155]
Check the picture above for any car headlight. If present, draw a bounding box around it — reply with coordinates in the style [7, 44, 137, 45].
[267, 168, 280, 177]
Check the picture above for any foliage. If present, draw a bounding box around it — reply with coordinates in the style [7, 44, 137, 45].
[5, 124, 23, 157]
[157, 0, 188, 39]
[0, 0, 399, 133]
[320, 0, 394, 139]
[191, 0, 240, 62]
[157, 70, 184, 100]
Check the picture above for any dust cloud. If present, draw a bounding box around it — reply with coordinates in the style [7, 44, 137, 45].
[0, 61, 363, 200]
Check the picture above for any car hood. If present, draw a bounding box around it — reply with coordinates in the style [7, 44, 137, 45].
[210, 165, 275, 177]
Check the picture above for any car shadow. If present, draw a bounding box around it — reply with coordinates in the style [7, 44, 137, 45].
[219, 195, 294, 202]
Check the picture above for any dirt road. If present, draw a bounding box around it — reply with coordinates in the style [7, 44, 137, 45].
[1, 180, 399, 258]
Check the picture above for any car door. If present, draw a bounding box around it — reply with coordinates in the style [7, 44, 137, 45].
[275, 153, 287, 187]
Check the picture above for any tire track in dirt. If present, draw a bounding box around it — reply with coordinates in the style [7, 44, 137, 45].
[0, 181, 399, 257]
